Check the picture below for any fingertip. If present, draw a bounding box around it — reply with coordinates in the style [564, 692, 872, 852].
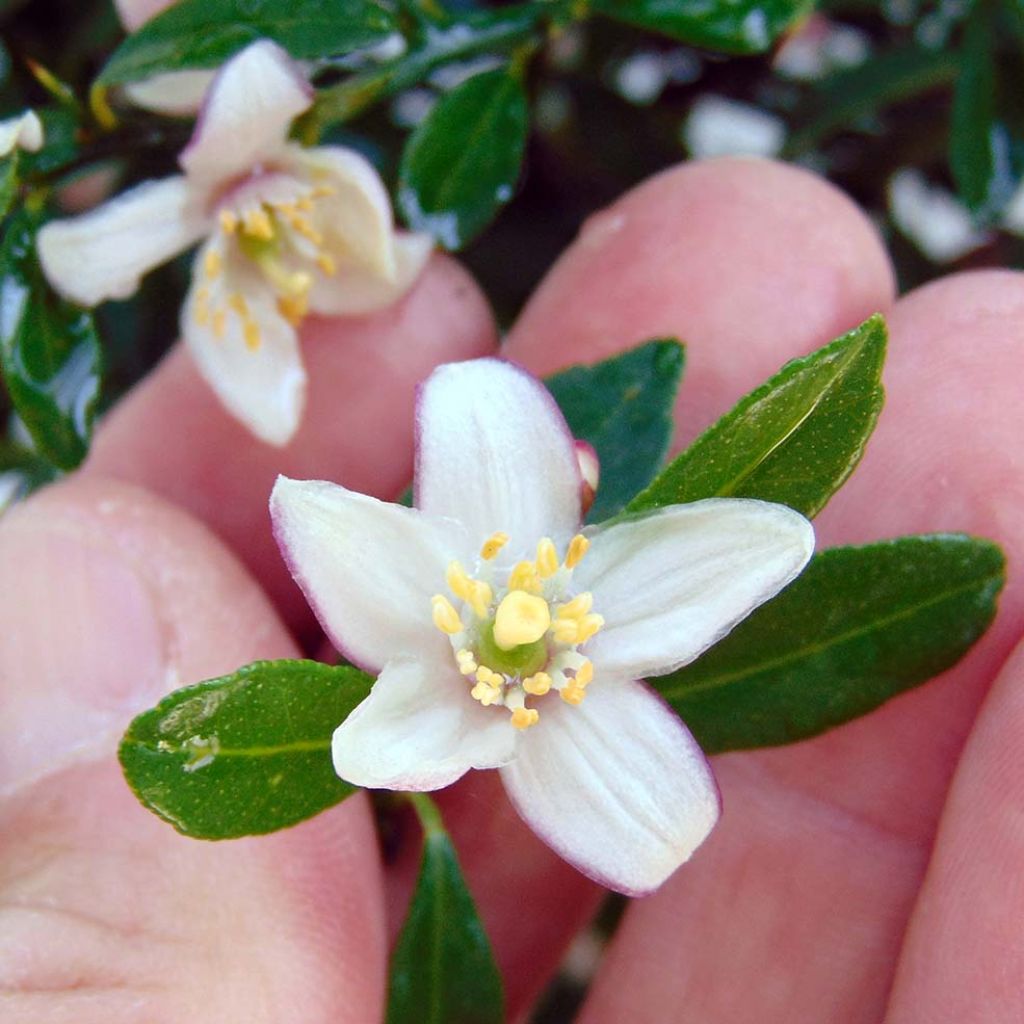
[508, 157, 896, 441]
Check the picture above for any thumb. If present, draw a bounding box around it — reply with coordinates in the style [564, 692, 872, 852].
[0, 478, 385, 1022]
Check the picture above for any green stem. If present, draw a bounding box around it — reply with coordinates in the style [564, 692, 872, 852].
[407, 792, 446, 838]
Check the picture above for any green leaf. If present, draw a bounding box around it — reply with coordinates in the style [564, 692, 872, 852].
[398, 66, 528, 250]
[0, 212, 102, 470]
[592, 0, 810, 54]
[387, 794, 504, 1024]
[546, 340, 684, 523]
[97, 0, 397, 84]
[657, 535, 1005, 753]
[0, 153, 18, 220]
[628, 316, 885, 518]
[119, 659, 373, 839]
[786, 45, 959, 157]
[950, 0, 1020, 217]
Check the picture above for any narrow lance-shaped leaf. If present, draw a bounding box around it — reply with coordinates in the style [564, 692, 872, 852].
[0, 210, 102, 470]
[398, 66, 529, 250]
[119, 659, 373, 839]
[98, 0, 397, 85]
[950, 0, 1020, 217]
[628, 315, 885, 519]
[546, 339, 684, 523]
[387, 794, 504, 1024]
[657, 535, 1005, 753]
[592, 0, 811, 55]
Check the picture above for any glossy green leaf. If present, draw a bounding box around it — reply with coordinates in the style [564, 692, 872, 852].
[546, 340, 684, 523]
[628, 316, 885, 518]
[593, 0, 810, 54]
[0, 212, 101, 470]
[950, 0, 1020, 217]
[98, 0, 396, 84]
[0, 154, 17, 220]
[398, 66, 528, 250]
[387, 794, 504, 1024]
[119, 659, 372, 839]
[658, 535, 1005, 753]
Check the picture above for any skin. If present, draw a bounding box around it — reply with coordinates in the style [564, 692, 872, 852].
[0, 157, 1022, 1022]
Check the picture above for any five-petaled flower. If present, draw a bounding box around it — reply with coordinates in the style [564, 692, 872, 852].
[270, 358, 815, 895]
[37, 40, 431, 446]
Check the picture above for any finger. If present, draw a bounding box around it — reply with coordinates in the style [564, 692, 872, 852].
[86, 257, 497, 642]
[577, 270, 1024, 1023]
[421, 158, 898, 1017]
[507, 156, 897, 443]
[884, 637, 1024, 1023]
[0, 478, 385, 1022]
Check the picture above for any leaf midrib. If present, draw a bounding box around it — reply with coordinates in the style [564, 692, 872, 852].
[659, 572, 997, 701]
[128, 737, 331, 758]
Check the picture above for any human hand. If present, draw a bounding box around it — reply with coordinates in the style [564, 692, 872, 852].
[1, 157, 1020, 1022]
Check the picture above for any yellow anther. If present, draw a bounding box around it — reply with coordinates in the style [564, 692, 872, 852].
[219, 209, 238, 235]
[471, 681, 501, 706]
[243, 320, 261, 351]
[476, 665, 502, 686]
[536, 538, 558, 578]
[552, 619, 580, 644]
[456, 649, 478, 675]
[493, 591, 551, 650]
[286, 210, 324, 246]
[467, 579, 492, 619]
[523, 672, 552, 696]
[243, 207, 274, 240]
[574, 660, 594, 687]
[576, 613, 604, 643]
[278, 293, 308, 326]
[565, 534, 590, 569]
[511, 706, 540, 730]
[212, 310, 227, 339]
[446, 561, 473, 602]
[557, 592, 593, 620]
[316, 253, 337, 277]
[296, 195, 314, 212]
[507, 560, 542, 595]
[560, 683, 586, 707]
[193, 286, 211, 327]
[204, 248, 223, 279]
[228, 292, 249, 318]
[311, 183, 337, 198]
[431, 594, 463, 635]
[480, 531, 510, 561]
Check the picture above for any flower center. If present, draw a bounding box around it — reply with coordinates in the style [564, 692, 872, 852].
[193, 178, 340, 349]
[430, 531, 604, 731]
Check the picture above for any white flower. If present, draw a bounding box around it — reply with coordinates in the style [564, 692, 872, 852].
[0, 110, 43, 158]
[270, 358, 815, 895]
[37, 41, 432, 446]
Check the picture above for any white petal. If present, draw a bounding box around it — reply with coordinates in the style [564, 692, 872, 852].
[114, 0, 170, 30]
[576, 499, 814, 679]
[124, 69, 216, 116]
[0, 110, 43, 156]
[179, 41, 312, 188]
[37, 176, 205, 306]
[291, 144, 398, 278]
[501, 678, 719, 895]
[333, 658, 517, 790]
[182, 241, 305, 446]
[270, 476, 468, 671]
[416, 359, 583, 550]
[307, 232, 433, 316]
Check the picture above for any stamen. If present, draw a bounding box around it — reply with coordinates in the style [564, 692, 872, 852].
[278, 294, 308, 326]
[316, 253, 337, 277]
[456, 649, 478, 675]
[507, 560, 542, 595]
[243, 207, 274, 241]
[471, 681, 502, 706]
[219, 210, 238, 235]
[523, 672, 552, 696]
[560, 683, 586, 706]
[204, 248, 222, 279]
[511, 706, 540, 730]
[565, 534, 590, 569]
[212, 310, 227, 339]
[551, 619, 580, 644]
[446, 561, 473, 602]
[557, 592, 593, 619]
[193, 286, 211, 327]
[493, 591, 551, 650]
[243, 321, 261, 351]
[480, 531, 510, 561]
[536, 538, 558, 578]
[575, 660, 594, 687]
[431, 594, 463, 635]
[576, 613, 604, 643]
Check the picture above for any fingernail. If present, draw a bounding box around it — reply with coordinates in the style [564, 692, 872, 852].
[0, 498, 169, 796]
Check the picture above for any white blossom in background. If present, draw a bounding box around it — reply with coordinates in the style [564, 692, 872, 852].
[38, 41, 432, 445]
[0, 110, 43, 158]
[888, 168, 991, 263]
[773, 15, 871, 81]
[683, 95, 786, 160]
[271, 358, 814, 895]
